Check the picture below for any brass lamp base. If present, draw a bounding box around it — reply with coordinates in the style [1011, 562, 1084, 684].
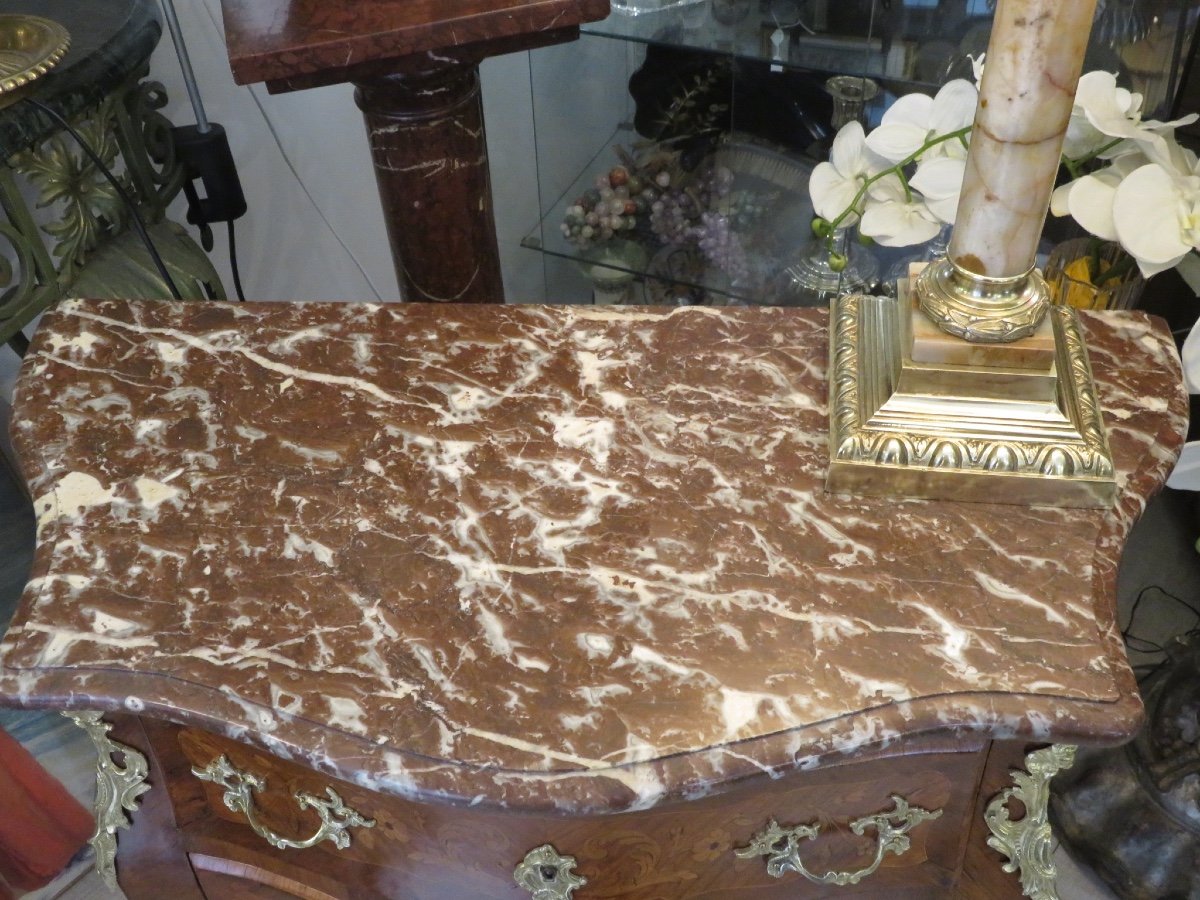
[826, 271, 1116, 508]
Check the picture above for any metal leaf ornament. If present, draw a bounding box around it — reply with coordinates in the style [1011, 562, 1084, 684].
[15, 96, 129, 276]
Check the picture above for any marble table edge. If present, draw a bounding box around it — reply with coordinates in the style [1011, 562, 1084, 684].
[0, 661, 1148, 815]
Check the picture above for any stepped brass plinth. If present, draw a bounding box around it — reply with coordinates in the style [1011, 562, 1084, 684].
[826, 264, 1116, 508]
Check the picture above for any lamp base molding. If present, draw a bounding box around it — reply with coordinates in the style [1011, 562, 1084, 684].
[826, 281, 1116, 508]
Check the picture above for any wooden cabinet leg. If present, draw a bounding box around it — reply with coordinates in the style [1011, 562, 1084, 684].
[355, 63, 504, 304]
[104, 715, 206, 899]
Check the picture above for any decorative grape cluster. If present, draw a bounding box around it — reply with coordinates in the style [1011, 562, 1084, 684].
[560, 167, 661, 248]
[648, 170, 696, 246]
[696, 211, 749, 283]
[560, 150, 776, 286]
[650, 165, 768, 282]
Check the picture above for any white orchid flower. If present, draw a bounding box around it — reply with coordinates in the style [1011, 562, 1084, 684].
[1063, 71, 1198, 161]
[910, 156, 965, 225]
[1167, 443, 1200, 490]
[865, 80, 978, 165]
[1168, 323, 1200, 490]
[1133, 123, 1200, 176]
[808, 121, 886, 228]
[858, 174, 941, 246]
[1182, 317, 1200, 395]
[1112, 162, 1200, 277]
[968, 53, 985, 88]
[1062, 71, 1144, 159]
[1053, 129, 1199, 279]
[809, 64, 1200, 288]
[1050, 150, 1149, 242]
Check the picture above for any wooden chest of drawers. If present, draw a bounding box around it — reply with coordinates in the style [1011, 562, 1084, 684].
[1, 300, 1185, 900]
[112, 717, 1005, 899]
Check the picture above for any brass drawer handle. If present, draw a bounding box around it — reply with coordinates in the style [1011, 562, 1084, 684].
[192, 754, 375, 850]
[735, 794, 942, 886]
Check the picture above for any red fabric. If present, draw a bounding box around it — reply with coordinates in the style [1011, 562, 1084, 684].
[0, 728, 92, 891]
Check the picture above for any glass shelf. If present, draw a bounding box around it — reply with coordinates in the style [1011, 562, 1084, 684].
[588, 0, 993, 88]
[586, 0, 1198, 110]
[522, 1, 1200, 305]
[520, 122, 855, 306]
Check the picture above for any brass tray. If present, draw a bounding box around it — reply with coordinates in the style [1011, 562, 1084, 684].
[0, 14, 70, 104]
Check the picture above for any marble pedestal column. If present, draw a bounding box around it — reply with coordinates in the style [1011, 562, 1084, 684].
[218, 0, 611, 303]
[355, 63, 502, 304]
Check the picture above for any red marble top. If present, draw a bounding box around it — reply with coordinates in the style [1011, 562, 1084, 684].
[0, 299, 1185, 812]
[220, 0, 611, 87]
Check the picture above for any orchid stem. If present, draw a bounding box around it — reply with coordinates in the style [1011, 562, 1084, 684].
[1063, 137, 1125, 173]
[828, 125, 971, 232]
[1097, 253, 1136, 286]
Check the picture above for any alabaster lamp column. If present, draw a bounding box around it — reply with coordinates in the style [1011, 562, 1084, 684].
[916, 0, 1099, 343]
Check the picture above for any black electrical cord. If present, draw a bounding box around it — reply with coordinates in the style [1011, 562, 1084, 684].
[227, 220, 246, 302]
[24, 98, 184, 302]
[1122, 585, 1200, 644]
[1133, 619, 1200, 684]
[1121, 584, 1200, 684]
[6, 330, 29, 357]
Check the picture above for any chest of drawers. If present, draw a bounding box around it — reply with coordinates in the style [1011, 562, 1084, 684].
[1, 299, 1184, 898]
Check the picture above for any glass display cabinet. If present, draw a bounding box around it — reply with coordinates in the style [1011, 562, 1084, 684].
[520, 0, 1200, 306]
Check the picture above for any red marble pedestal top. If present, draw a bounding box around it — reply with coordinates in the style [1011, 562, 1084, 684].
[219, 0, 611, 88]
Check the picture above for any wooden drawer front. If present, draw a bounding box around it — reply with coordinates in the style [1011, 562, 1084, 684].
[173, 727, 984, 899]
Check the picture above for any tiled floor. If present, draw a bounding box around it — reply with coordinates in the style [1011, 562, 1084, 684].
[1, 343, 1197, 900]
[48, 871, 123, 900]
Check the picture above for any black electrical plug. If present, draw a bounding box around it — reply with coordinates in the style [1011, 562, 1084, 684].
[173, 124, 247, 250]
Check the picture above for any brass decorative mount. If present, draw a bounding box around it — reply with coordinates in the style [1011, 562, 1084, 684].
[986, 744, 1078, 900]
[0, 15, 70, 108]
[63, 711, 151, 891]
[915, 256, 1051, 344]
[514, 844, 588, 899]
